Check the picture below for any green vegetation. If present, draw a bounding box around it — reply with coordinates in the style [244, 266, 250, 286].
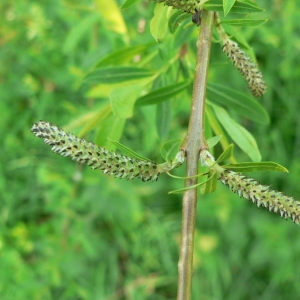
[1, 0, 300, 299]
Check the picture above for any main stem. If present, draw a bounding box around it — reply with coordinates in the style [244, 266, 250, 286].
[177, 10, 214, 300]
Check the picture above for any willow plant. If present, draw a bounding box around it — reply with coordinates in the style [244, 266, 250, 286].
[31, 1, 299, 299]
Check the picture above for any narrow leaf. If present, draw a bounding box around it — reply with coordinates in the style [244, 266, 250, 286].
[207, 83, 269, 125]
[204, 0, 264, 13]
[221, 18, 268, 27]
[207, 136, 222, 149]
[223, 162, 288, 173]
[95, 43, 157, 68]
[84, 67, 154, 84]
[136, 80, 191, 106]
[223, 0, 236, 16]
[216, 144, 234, 163]
[168, 11, 191, 34]
[212, 104, 261, 161]
[109, 140, 151, 162]
[203, 172, 218, 194]
[120, 0, 140, 9]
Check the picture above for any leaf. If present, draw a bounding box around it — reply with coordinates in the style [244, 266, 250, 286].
[109, 140, 151, 162]
[212, 104, 261, 161]
[63, 14, 99, 54]
[110, 83, 146, 118]
[120, 0, 140, 9]
[84, 67, 154, 84]
[204, 0, 264, 14]
[95, 43, 157, 68]
[150, 3, 169, 42]
[223, 0, 236, 16]
[135, 80, 191, 106]
[207, 136, 222, 149]
[95, 115, 125, 150]
[203, 172, 218, 194]
[168, 11, 191, 34]
[216, 144, 234, 163]
[160, 139, 182, 163]
[94, 0, 127, 34]
[221, 19, 268, 27]
[156, 100, 171, 141]
[223, 161, 289, 173]
[207, 83, 269, 125]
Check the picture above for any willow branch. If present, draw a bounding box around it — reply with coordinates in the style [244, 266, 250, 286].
[177, 10, 214, 300]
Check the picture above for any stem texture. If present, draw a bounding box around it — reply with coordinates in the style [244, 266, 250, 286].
[177, 10, 214, 300]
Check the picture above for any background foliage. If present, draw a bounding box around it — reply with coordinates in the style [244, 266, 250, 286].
[1, 0, 300, 299]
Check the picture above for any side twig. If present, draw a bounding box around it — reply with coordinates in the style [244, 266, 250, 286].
[177, 10, 214, 300]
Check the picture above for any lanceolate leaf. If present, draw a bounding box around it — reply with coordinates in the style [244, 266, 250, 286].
[168, 11, 191, 34]
[136, 80, 191, 106]
[95, 43, 157, 68]
[207, 83, 269, 125]
[204, 0, 264, 13]
[223, 161, 288, 173]
[109, 140, 152, 162]
[216, 144, 234, 163]
[84, 67, 154, 84]
[207, 136, 222, 149]
[223, 0, 236, 16]
[212, 104, 261, 162]
[221, 18, 268, 27]
[120, 0, 140, 9]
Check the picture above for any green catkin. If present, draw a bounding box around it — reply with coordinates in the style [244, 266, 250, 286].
[152, 0, 201, 13]
[31, 121, 163, 182]
[219, 169, 300, 224]
[222, 39, 267, 97]
[200, 150, 300, 225]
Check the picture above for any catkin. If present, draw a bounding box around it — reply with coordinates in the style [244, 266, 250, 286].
[219, 169, 300, 224]
[31, 121, 161, 182]
[222, 40, 267, 97]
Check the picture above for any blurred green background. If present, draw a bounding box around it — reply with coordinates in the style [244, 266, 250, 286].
[1, 0, 300, 299]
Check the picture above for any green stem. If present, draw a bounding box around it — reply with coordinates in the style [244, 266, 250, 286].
[177, 10, 214, 300]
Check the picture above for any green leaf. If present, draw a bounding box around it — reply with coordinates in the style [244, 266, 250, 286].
[204, 0, 264, 14]
[212, 104, 261, 161]
[207, 136, 222, 149]
[223, 0, 236, 16]
[136, 80, 191, 106]
[207, 83, 269, 125]
[221, 18, 268, 27]
[109, 140, 151, 162]
[156, 101, 171, 141]
[95, 43, 157, 68]
[63, 14, 99, 54]
[95, 115, 125, 150]
[84, 67, 154, 84]
[223, 161, 289, 173]
[168, 11, 191, 34]
[216, 144, 234, 163]
[120, 0, 140, 9]
[94, 0, 127, 34]
[203, 172, 218, 194]
[110, 83, 146, 118]
[160, 139, 182, 163]
[150, 3, 170, 42]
